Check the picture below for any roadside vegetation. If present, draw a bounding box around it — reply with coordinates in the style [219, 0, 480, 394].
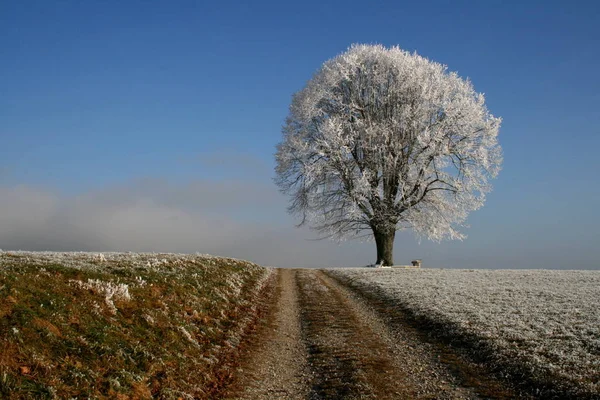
[330, 268, 600, 399]
[0, 251, 272, 399]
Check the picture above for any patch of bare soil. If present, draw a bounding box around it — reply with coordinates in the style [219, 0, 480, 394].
[223, 269, 310, 399]
[224, 269, 530, 399]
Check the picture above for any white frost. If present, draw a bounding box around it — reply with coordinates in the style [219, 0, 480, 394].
[275, 44, 502, 243]
[332, 268, 600, 394]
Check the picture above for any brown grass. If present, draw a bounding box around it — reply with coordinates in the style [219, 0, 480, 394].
[0, 251, 272, 399]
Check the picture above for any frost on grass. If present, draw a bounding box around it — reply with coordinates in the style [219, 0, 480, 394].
[331, 268, 600, 397]
[0, 251, 273, 399]
[70, 279, 131, 315]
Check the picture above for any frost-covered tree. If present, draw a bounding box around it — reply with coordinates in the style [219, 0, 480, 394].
[275, 44, 502, 266]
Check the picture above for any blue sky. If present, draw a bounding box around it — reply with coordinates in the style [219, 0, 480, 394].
[1, 0, 599, 268]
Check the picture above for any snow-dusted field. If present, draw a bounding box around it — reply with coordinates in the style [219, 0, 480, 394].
[330, 268, 600, 397]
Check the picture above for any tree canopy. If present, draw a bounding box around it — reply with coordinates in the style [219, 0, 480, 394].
[275, 44, 502, 265]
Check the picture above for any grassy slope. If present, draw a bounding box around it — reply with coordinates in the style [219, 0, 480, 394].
[0, 251, 272, 399]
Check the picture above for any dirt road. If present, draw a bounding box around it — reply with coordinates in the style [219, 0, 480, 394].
[224, 269, 528, 399]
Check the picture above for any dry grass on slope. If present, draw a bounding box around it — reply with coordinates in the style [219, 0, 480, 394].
[0, 251, 272, 399]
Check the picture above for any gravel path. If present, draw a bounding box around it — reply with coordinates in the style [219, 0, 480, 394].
[225, 269, 527, 399]
[224, 269, 310, 399]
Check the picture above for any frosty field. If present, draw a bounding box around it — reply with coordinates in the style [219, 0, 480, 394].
[330, 268, 600, 398]
[2, 250, 599, 398]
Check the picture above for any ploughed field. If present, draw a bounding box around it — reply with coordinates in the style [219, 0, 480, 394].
[1, 251, 598, 399]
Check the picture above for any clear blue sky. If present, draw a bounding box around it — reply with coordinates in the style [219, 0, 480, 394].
[1, 0, 599, 269]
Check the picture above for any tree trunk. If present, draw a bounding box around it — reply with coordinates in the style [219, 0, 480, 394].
[373, 229, 395, 266]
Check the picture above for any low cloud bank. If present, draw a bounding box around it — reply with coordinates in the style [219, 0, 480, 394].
[0, 180, 379, 267]
[1, 179, 597, 269]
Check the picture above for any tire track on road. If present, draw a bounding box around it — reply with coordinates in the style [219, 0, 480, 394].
[227, 269, 526, 399]
[298, 269, 435, 399]
[323, 269, 529, 400]
[224, 269, 310, 400]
